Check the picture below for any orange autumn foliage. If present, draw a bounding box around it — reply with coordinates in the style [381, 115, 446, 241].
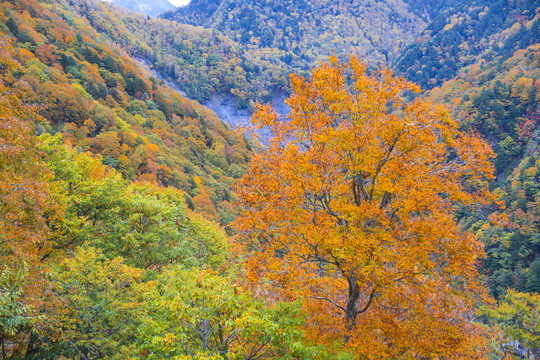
[0, 39, 55, 267]
[235, 57, 496, 358]
[0, 38, 65, 338]
[193, 189, 220, 222]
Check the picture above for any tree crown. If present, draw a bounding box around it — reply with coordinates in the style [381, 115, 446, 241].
[235, 56, 495, 358]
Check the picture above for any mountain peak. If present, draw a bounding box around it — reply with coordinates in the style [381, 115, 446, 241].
[111, 0, 176, 17]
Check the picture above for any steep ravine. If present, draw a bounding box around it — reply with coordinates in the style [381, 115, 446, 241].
[136, 57, 285, 143]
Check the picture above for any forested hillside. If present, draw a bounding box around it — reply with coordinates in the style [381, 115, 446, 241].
[0, 46, 307, 355]
[1, 0, 255, 225]
[162, 0, 426, 69]
[394, 0, 539, 89]
[67, 0, 295, 109]
[428, 43, 540, 298]
[0, 1, 316, 357]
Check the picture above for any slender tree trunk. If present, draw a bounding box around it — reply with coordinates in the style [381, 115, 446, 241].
[343, 278, 376, 343]
[344, 277, 360, 343]
[201, 319, 208, 351]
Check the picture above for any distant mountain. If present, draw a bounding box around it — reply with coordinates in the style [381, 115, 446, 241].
[162, 0, 427, 67]
[112, 0, 176, 17]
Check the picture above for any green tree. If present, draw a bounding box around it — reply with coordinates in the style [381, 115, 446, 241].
[526, 258, 540, 293]
[0, 266, 35, 358]
[49, 247, 147, 359]
[40, 135, 230, 270]
[483, 290, 540, 359]
[136, 267, 315, 360]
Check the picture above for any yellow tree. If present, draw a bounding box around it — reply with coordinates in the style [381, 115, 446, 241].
[235, 57, 496, 358]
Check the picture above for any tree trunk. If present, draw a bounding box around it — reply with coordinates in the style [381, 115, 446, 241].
[343, 277, 376, 343]
[201, 319, 208, 351]
[344, 277, 360, 343]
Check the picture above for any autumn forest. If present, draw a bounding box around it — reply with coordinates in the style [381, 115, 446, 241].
[0, 0, 539, 358]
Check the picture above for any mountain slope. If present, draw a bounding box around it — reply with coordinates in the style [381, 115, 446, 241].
[393, 0, 539, 89]
[0, 0, 253, 224]
[162, 0, 427, 68]
[70, 0, 295, 110]
[1, 42, 307, 359]
[426, 43, 540, 296]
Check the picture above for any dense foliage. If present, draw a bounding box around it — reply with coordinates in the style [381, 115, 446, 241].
[1, 0, 255, 225]
[429, 44, 539, 174]
[425, 42, 539, 299]
[163, 0, 426, 70]
[236, 57, 495, 358]
[389, 1, 540, 354]
[0, 41, 316, 358]
[381, 0, 540, 305]
[481, 290, 540, 358]
[394, 0, 539, 89]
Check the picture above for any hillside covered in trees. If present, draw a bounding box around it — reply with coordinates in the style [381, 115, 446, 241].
[162, 0, 426, 69]
[0, 0, 257, 226]
[394, 0, 539, 89]
[1, 0, 540, 358]
[69, 0, 296, 109]
[0, 47, 303, 355]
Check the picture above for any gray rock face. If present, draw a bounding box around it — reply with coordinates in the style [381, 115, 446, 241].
[111, 0, 176, 17]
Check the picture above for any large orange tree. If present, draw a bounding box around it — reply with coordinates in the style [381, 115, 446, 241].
[235, 57, 496, 358]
